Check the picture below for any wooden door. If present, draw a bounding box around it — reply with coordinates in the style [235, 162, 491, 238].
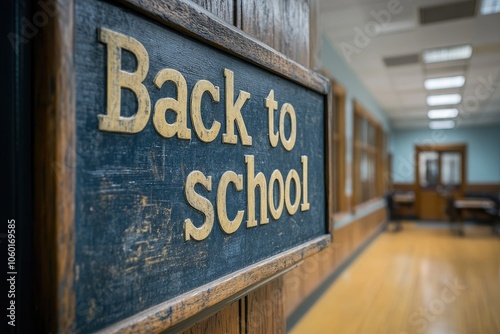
[415, 144, 467, 221]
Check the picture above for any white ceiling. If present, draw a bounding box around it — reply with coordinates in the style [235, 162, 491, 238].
[319, 0, 500, 129]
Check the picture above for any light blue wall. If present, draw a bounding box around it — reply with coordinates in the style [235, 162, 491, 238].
[320, 36, 390, 227]
[391, 124, 500, 184]
[321, 36, 390, 133]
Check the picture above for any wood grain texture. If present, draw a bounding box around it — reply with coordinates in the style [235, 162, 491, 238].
[240, 0, 310, 68]
[33, 0, 76, 332]
[280, 0, 310, 68]
[115, 0, 328, 93]
[309, 0, 319, 69]
[189, 0, 235, 24]
[284, 207, 387, 317]
[181, 300, 240, 334]
[291, 223, 500, 334]
[239, 0, 281, 50]
[247, 277, 285, 334]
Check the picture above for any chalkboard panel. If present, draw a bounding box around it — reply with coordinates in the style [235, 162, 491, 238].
[59, 0, 330, 332]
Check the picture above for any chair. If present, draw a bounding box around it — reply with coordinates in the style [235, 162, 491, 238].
[385, 192, 402, 232]
[445, 194, 462, 235]
[484, 194, 500, 235]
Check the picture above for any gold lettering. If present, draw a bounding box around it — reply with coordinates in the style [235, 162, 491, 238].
[98, 27, 150, 133]
[268, 170, 284, 220]
[301, 156, 310, 211]
[279, 103, 297, 151]
[153, 69, 191, 139]
[265, 90, 279, 147]
[222, 68, 252, 146]
[184, 171, 214, 241]
[191, 80, 221, 142]
[285, 169, 301, 214]
[245, 155, 269, 227]
[217, 171, 245, 234]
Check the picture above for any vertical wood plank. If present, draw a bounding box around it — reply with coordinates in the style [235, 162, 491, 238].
[239, 0, 310, 67]
[281, 0, 310, 68]
[189, 0, 235, 25]
[181, 301, 240, 334]
[309, 0, 319, 69]
[247, 278, 285, 334]
[240, 0, 281, 50]
[283, 270, 302, 317]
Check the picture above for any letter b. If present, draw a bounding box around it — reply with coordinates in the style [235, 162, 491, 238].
[98, 28, 151, 134]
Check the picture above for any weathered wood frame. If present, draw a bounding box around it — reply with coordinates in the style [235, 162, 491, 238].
[34, 0, 333, 332]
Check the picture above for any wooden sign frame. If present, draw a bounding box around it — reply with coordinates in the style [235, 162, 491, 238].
[34, 0, 333, 332]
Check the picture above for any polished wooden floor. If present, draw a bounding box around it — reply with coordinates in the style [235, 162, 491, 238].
[290, 222, 500, 334]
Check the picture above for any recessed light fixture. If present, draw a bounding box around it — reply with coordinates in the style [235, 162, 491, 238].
[422, 45, 473, 64]
[428, 108, 459, 119]
[424, 76, 465, 90]
[481, 0, 500, 15]
[427, 94, 462, 106]
[429, 120, 456, 130]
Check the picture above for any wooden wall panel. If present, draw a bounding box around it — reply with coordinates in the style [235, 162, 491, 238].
[309, 0, 319, 69]
[181, 301, 241, 334]
[465, 183, 500, 194]
[189, 0, 235, 25]
[239, 0, 310, 68]
[284, 207, 387, 317]
[239, 0, 281, 51]
[188, 0, 315, 69]
[280, 0, 310, 68]
[247, 278, 285, 334]
[283, 269, 303, 319]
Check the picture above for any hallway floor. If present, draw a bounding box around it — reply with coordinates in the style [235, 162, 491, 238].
[290, 222, 500, 334]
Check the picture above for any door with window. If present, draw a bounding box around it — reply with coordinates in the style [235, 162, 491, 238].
[415, 144, 466, 221]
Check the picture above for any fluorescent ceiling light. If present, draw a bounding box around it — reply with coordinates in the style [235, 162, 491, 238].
[481, 0, 500, 15]
[429, 120, 456, 130]
[424, 76, 465, 90]
[427, 94, 462, 106]
[428, 108, 459, 119]
[422, 45, 473, 64]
